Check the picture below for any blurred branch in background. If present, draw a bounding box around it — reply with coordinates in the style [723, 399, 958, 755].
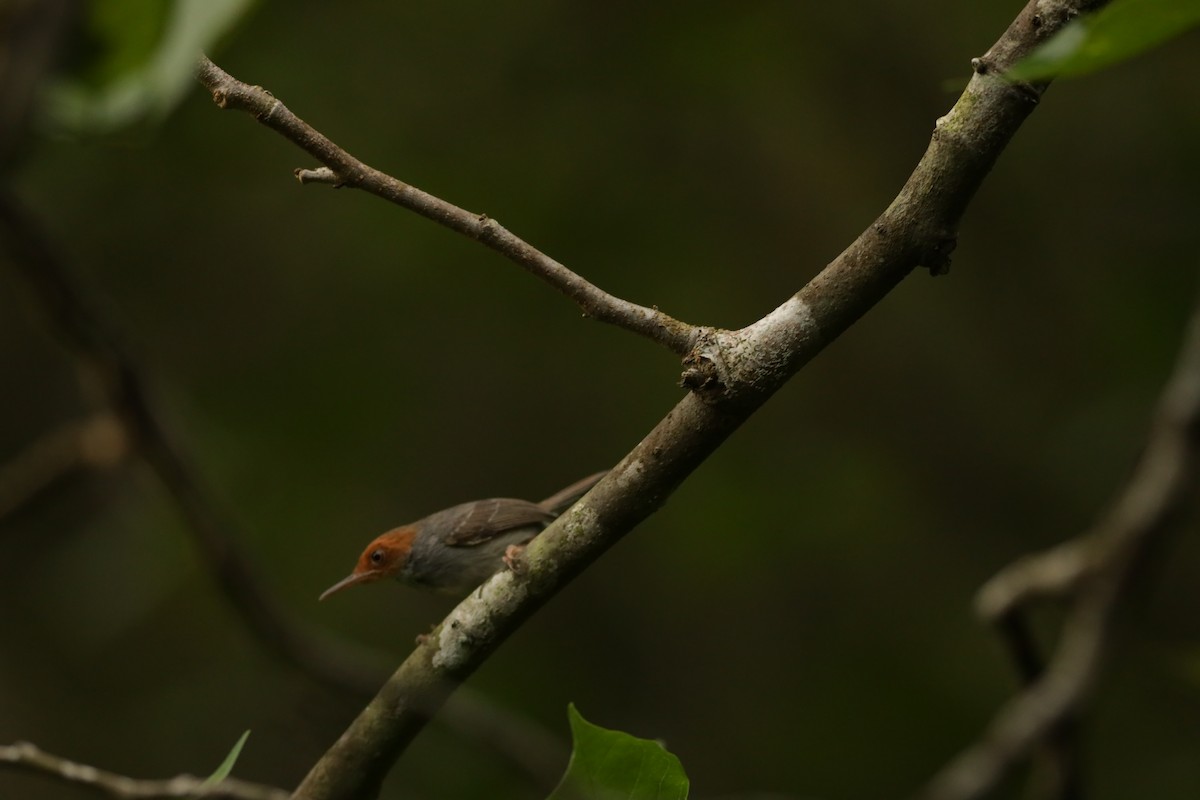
[0, 189, 567, 793]
[194, 56, 701, 357]
[0, 411, 128, 519]
[0, 187, 382, 696]
[0, 0, 76, 169]
[0, 740, 290, 800]
[922, 284, 1200, 800]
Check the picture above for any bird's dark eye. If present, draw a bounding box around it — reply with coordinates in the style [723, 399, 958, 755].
[370, 549, 385, 564]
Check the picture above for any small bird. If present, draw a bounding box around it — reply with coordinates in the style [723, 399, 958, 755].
[320, 471, 607, 600]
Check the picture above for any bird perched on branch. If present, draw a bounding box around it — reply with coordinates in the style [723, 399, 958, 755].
[320, 471, 607, 600]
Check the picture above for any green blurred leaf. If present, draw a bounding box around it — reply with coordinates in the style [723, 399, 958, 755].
[85, 0, 170, 87]
[43, 0, 258, 136]
[548, 705, 689, 800]
[1007, 0, 1200, 81]
[199, 730, 251, 787]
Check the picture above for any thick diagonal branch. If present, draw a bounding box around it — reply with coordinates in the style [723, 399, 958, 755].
[273, 2, 1106, 798]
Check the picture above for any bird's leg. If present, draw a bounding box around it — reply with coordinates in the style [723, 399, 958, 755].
[503, 543, 527, 574]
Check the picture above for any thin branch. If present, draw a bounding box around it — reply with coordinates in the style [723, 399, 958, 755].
[0, 741, 290, 800]
[920, 287, 1200, 800]
[243, 1, 1112, 797]
[0, 412, 129, 519]
[193, 55, 700, 356]
[0, 189, 567, 792]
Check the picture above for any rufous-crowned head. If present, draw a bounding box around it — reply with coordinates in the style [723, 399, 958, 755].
[319, 527, 416, 601]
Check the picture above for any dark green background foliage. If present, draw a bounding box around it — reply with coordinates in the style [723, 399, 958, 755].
[2, 2, 1199, 799]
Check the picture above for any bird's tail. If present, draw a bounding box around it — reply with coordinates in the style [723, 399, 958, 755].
[538, 470, 607, 514]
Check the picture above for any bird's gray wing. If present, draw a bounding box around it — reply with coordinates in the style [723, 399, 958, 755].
[435, 498, 556, 548]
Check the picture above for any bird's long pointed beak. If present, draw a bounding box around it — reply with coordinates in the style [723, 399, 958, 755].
[319, 571, 372, 601]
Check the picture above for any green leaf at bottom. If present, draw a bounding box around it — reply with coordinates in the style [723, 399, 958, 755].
[199, 730, 251, 787]
[548, 705, 689, 800]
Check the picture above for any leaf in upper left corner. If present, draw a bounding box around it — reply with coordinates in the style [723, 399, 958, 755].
[42, 0, 258, 137]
